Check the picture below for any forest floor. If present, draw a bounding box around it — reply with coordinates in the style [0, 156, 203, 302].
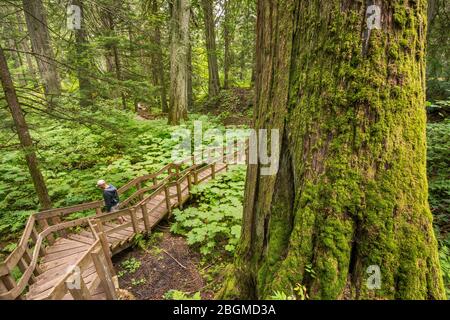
[113, 225, 214, 300]
[197, 87, 254, 126]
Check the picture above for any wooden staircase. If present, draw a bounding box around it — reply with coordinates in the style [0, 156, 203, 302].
[0, 147, 238, 300]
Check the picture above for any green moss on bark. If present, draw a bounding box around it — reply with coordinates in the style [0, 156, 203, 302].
[221, 0, 445, 300]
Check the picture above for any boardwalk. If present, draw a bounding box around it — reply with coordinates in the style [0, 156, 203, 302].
[0, 148, 235, 300]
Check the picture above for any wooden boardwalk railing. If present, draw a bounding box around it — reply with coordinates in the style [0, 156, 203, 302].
[0, 146, 246, 300]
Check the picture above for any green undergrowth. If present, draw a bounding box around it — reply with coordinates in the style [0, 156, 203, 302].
[163, 290, 201, 300]
[171, 165, 246, 257]
[427, 119, 450, 230]
[428, 118, 450, 297]
[0, 105, 224, 251]
[170, 165, 247, 296]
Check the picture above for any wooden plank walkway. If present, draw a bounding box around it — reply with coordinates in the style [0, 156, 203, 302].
[0, 151, 234, 300]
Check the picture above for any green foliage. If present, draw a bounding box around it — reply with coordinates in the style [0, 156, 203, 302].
[427, 1, 450, 101]
[0, 109, 222, 240]
[132, 232, 164, 251]
[131, 278, 147, 286]
[268, 283, 309, 300]
[439, 243, 450, 297]
[121, 257, 141, 274]
[269, 291, 295, 300]
[171, 166, 246, 256]
[163, 289, 201, 300]
[427, 119, 450, 230]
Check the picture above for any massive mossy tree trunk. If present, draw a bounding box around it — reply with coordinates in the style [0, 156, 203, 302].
[0, 46, 52, 211]
[169, 0, 190, 125]
[201, 0, 220, 97]
[221, 0, 446, 300]
[22, 0, 61, 105]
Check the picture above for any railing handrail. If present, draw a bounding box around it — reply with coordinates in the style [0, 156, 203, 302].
[0, 144, 246, 300]
[0, 216, 95, 299]
[48, 239, 102, 300]
[0, 215, 36, 276]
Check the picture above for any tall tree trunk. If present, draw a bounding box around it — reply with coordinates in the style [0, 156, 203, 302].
[168, 0, 190, 125]
[427, 0, 438, 26]
[16, 11, 37, 83]
[22, 0, 61, 105]
[223, 0, 232, 89]
[187, 41, 193, 111]
[112, 43, 127, 110]
[150, 0, 169, 113]
[101, 7, 126, 110]
[201, 0, 220, 97]
[0, 46, 52, 210]
[72, 0, 94, 108]
[220, 0, 446, 300]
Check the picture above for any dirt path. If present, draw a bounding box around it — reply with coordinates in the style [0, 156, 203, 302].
[113, 227, 213, 300]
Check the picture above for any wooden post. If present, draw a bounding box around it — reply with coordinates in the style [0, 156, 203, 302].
[211, 163, 216, 179]
[0, 278, 9, 295]
[17, 258, 29, 279]
[17, 255, 37, 284]
[187, 174, 192, 192]
[30, 250, 42, 276]
[129, 208, 139, 234]
[153, 177, 158, 186]
[95, 207, 102, 216]
[137, 182, 144, 201]
[31, 227, 46, 256]
[164, 185, 172, 217]
[38, 218, 54, 245]
[194, 171, 199, 185]
[23, 248, 41, 276]
[176, 181, 183, 209]
[0, 273, 16, 292]
[141, 203, 150, 232]
[92, 220, 115, 275]
[66, 274, 91, 300]
[91, 249, 117, 300]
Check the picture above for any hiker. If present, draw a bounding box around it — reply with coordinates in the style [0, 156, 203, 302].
[97, 179, 125, 223]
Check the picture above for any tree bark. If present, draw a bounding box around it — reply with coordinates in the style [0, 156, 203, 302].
[187, 41, 193, 111]
[201, 0, 220, 97]
[22, 0, 61, 105]
[0, 46, 52, 211]
[220, 0, 446, 300]
[150, 0, 169, 113]
[72, 0, 94, 108]
[16, 11, 37, 83]
[168, 0, 190, 125]
[427, 0, 438, 26]
[223, 0, 232, 89]
[100, 6, 127, 110]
